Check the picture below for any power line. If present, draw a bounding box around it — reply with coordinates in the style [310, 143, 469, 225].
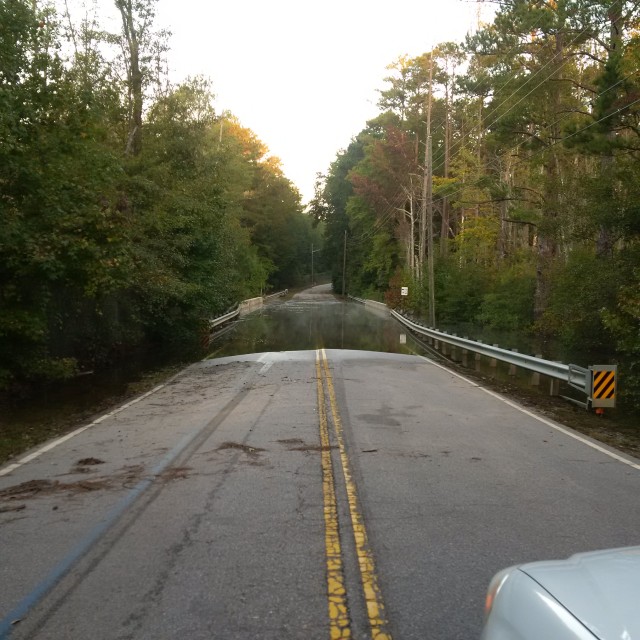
[509, 69, 638, 157]
[333, 4, 554, 251]
[433, 19, 596, 175]
[338, 5, 637, 250]
[347, 43, 624, 250]
[430, 98, 640, 210]
[523, 94, 640, 161]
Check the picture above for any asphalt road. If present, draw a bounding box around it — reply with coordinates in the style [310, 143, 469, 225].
[1, 348, 639, 640]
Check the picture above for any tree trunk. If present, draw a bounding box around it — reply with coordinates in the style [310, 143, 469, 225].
[440, 77, 451, 256]
[597, 0, 624, 257]
[117, 0, 144, 156]
[533, 26, 564, 321]
[498, 158, 509, 260]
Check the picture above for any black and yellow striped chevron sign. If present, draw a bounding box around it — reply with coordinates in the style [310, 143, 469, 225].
[590, 366, 617, 408]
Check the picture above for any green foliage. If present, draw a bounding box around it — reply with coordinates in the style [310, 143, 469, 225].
[601, 245, 640, 403]
[540, 249, 619, 351]
[0, 4, 307, 389]
[477, 258, 536, 331]
[342, 193, 400, 298]
[311, 137, 366, 294]
[315, 0, 640, 407]
[452, 215, 500, 266]
[433, 256, 494, 324]
[240, 158, 309, 289]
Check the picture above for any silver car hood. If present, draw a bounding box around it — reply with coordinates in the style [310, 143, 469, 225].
[521, 546, 640, 640]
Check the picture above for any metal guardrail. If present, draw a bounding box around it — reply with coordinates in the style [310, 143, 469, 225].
[209, 292, 613, 410]
[390, 309, 590, 394]
[348, 296, 591, 398]
[210, 308, 240, 330]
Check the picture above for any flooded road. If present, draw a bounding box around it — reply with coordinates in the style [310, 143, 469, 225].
[207, 284, 418, 359]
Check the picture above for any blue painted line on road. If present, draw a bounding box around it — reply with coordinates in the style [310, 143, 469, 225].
[0, 428, 199, 638]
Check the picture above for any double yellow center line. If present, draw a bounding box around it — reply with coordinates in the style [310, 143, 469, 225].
[316, 349, 392, 640]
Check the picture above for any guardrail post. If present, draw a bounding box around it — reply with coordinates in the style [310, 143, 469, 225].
[490, 345, 498, 370]
[451, 335, 459, 361]
[509, 349, 517, 377]
[462, 340, 468, 367]
[531, 356, 541, 387]
[549, 364, 560, 396]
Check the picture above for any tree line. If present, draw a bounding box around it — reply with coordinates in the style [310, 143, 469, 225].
[312, 0, 640, 404]
[0, 0, 318, 390]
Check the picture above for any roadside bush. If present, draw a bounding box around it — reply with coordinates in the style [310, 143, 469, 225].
[434, 257, 493, 324]
[476, 258, 536, 331]
[601, 245, 640, 406]
[540, 249, 618, 352]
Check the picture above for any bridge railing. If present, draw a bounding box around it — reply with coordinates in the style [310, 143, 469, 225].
[209, 307, 240, 330]
[264, 289, 288, 301]
[209, 290, 289, 332]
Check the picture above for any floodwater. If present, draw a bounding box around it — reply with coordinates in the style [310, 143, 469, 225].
[206, 287, 576, 402]
[207, 285, 417, 359]
[206, 287, 591, 409]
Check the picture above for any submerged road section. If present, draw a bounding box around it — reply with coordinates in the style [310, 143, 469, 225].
[1, 349, 639, 639]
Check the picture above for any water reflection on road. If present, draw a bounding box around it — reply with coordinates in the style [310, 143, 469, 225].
[207, 285, 419, 359]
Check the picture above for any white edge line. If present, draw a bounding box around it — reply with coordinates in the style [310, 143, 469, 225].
[0, 384, 166, 477]
[258, 362, 273, 375]
[257, 353, 275, 375]
[419, 355, 640, 472]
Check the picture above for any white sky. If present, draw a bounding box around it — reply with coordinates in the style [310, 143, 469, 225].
[154, 1, 492, 204]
